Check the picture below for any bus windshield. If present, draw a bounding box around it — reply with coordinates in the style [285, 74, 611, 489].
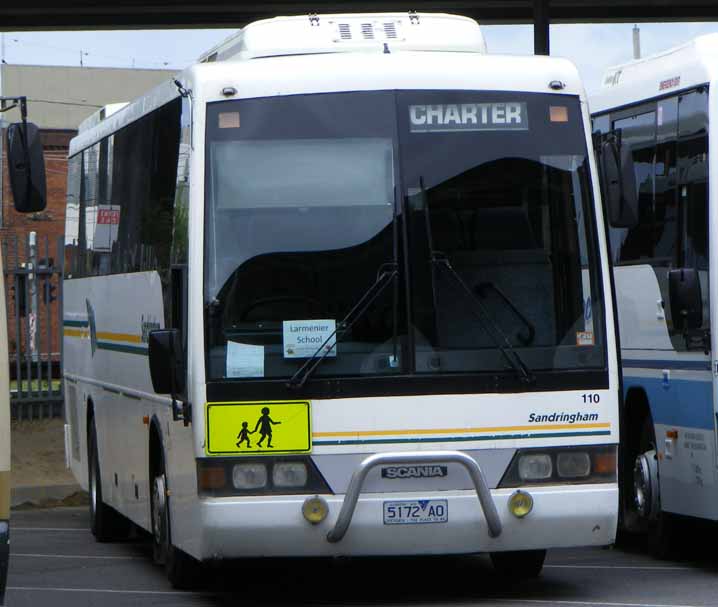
[204, 90, 605, 385]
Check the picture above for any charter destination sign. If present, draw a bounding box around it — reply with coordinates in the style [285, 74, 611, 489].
[409, 102, 528, 133]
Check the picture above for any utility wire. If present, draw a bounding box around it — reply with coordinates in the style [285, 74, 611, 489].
[26, 98, 102, 109]
[6, 37, 193, 68]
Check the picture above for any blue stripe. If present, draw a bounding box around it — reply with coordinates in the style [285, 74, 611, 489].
[622, 358, 711, 372]
[63, 319, 89, 328]
[313, 430, 611, 447]
[623, 374, 714, 430]
[96, 342, 148, 356]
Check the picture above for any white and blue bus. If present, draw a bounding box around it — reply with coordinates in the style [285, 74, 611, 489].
[63, 12, 619, 587]
[592, 34, 718, 552]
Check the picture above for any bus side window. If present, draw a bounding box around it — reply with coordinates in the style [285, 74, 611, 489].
[653, 97, 678, 267]
[64, 155, 82, 278]
[675, 89, 710, 350]
[612, 110, 657, 264]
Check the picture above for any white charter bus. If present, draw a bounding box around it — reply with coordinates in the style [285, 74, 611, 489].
[63, 13, 619, 587]
[592, 34, 718, 552]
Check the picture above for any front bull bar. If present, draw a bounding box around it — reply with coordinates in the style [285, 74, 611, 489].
[326, 450, 503, 543]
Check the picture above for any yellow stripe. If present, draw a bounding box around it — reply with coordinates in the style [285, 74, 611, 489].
[96, 332, 143, 344]
[312, 422, 611, 439]
[63, 328, 88, 338]
[63, 329, 142, 344]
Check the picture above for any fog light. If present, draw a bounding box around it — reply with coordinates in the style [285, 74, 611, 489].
[232, 463, 267, 490]
[302, 496, 329, 524]
[518, 454, 552, 480]
[273, 462, 308, 488]
[557, 452, 591, 478]
[508, 490, 533, 518]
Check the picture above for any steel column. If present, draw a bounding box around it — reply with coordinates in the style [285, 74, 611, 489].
[534, 0, 550, 55]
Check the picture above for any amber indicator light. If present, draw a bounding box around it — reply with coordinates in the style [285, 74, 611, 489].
[199, 466, 227, 490]
[593, 452, 617, 475]
[219, 111, 240, 129]
[550, 106, 569, 123]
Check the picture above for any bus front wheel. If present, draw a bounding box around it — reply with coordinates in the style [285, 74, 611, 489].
[635, 418, 676, 558]
[490, 549, 546, 578]
[150, 445, 203, 589]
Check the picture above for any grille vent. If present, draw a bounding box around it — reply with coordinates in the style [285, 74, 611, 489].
[338, 23, 352, 39]
[334, 19, 403, 43]
[384, 22, 398, 39]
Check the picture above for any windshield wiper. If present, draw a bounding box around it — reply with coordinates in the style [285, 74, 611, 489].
[419, 178, 535, 385]
[287, 188, 401, 390]
[286, 261, 398, 390]
[432, 252, 535, 384]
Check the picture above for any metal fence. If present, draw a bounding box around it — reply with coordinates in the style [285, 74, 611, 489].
[2, 232, 63, 420]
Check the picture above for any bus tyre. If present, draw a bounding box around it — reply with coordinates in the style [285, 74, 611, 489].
[635, 418, 675, 559]
[490, 549, 546, 579]
[88, 423, 131, 542]
[151, 450, 203, 589]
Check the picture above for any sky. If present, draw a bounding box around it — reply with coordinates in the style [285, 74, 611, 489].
[3, 21, 718, 94]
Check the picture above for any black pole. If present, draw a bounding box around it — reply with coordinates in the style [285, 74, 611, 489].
[534, 0, 550, 55]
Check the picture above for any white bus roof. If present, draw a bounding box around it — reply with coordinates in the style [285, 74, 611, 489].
[592, 33, 718, 114]
[197, 13, 486, 62]
[77, 102, 129, 133]
[70, 13, 585, 157]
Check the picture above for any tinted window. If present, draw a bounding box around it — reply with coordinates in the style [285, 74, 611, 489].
[604, 87, 709, 351]
[65, 99, 182, 280]
[612, 111, 657, 263]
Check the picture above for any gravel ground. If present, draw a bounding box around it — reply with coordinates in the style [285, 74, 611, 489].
[11, 418, 76, 489]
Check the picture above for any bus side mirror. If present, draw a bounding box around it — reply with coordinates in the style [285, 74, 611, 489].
[668, 268, 703, 331]
[148, 329, 185, 395]
[6, 121, 47, 213]
[596, 134, 637, 228]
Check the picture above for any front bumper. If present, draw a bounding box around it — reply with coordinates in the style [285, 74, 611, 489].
[197, 483, 617, 559]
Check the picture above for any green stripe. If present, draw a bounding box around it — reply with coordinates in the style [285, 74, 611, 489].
[96, 342, 148, 356]
[312, 430, 612, 447]
[63, 320, 89, 327]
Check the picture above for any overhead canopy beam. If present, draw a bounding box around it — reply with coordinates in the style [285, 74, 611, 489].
[3, 1, 718, 30]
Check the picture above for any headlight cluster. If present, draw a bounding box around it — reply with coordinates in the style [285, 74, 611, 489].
[498, 445, 616, 488]
[197, 457, 332, 497]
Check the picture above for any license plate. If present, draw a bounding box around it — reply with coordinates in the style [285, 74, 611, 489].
[383, 499, 448, 525]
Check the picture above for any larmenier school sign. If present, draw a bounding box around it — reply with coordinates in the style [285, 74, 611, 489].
[409, 102, 528, 133]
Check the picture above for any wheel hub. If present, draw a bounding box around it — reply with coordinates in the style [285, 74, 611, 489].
[152, 474, 166, 545]
[633, 449, 659, 520]
[90, 458, 97, 514]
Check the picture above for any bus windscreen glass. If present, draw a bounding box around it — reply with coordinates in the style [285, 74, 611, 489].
[204, 90, 605, 386]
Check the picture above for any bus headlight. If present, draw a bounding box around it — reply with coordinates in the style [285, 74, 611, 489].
[557, 452, 591, 478]
[232, 463, 267, 490]
[197, 457, 332, 497]
[518, 454, 552, 480]
[273, 462, 308, 488]
[499, 445, 617, 488]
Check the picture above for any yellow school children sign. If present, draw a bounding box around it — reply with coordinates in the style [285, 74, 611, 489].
[205, 400, 312, 456]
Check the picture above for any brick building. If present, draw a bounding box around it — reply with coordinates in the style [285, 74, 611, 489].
[1, 64, 175, 361]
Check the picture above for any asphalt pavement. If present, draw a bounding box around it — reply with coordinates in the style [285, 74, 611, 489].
[6, 507, 718, 607]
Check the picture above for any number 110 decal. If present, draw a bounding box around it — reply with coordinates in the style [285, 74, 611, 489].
[582, 393, 600, 404]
